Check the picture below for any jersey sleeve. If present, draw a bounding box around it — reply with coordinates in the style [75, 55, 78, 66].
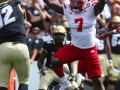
[43, 41, 48, 51]
[90, 0, 98, 7]
[62, 3, 68, 16]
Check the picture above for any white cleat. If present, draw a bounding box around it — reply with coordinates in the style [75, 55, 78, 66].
[59, 80, 72, 90]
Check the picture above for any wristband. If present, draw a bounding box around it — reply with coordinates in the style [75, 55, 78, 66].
[38, 66, 42, 70]
[101, 34, 105, 38]
[113, 28, 119, 33]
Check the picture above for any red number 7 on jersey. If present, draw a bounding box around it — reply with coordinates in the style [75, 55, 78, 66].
[75, 18, 83, 32]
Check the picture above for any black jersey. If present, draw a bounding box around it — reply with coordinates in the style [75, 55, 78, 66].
[0, 0, 26, 44]
[43, 40, 70, 68]
[96, 39, 106, 54]
[110, 33, 120, 54]
[96, 29, 107, 54]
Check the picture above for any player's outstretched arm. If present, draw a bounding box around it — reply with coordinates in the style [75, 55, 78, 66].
[94, 0, 106, 16]
[37, 49, 47, 70]
[96, 27, 120, 39]
[43, 0, 64, 14]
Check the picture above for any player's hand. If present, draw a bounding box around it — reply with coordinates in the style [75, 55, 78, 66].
[68, 73, 75, 81]
[39, 67, 47, 75]
[30, 59, 33, 64]
[108, 59, 114, 67]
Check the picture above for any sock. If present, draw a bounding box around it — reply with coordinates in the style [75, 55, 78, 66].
[0, 87, 7, 90]
[60, 75, 68, 83]
[18, 84, 28, 90]
[53, 66, 64, 77]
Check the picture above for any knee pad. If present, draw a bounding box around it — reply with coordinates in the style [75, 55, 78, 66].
[0, 87, 7, 90]
[18, 84, 28, 90]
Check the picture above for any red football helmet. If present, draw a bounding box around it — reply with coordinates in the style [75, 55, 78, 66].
[70, 0, 88, 13]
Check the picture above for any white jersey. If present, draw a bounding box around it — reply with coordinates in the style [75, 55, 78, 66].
[63, 0, 98, 49]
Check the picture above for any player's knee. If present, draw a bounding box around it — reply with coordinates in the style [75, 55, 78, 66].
[18, 84, 28, 90]
[51, 57, 62, 68]
[0, 87, 7, 90]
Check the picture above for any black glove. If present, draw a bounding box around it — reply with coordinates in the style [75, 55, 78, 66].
[69, 73, 75, 81]
[38, 66, 46, 75]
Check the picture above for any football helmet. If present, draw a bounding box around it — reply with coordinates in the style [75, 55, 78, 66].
[112, 16, 120, 27]
[63, 21, 69, 28]
[107, 60, 120, 81]
[61, 15, 67, 22]
[70, 0, 88, 13]
[53, 25, 67, 44]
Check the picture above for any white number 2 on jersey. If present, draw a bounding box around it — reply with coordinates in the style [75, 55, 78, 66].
[0, 5, 16, 29]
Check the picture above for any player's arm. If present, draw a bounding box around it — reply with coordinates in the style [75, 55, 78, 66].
[104, 37, 113, 63]
[97, 28, 120, 39]
[94, 0, 106, 16]
[43, 0, 64, 14]
[37, 49, 47, 70]
[67, 63, 74, 81]
[30, 48, 38, 63]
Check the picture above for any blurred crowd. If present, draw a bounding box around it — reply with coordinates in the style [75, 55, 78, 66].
[19, 0, 120, 89]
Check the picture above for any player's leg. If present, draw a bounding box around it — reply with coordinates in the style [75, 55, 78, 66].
[112, 54, 120, 69]
[63, 64, 80, 90]
[77, 60, 94, 89]
[39, 68, 58, 90]
[83, 45, 105, 90]
[0, 42, 13, 90]
[13, 43, 30, 90]
[51, 44, 79, 90]
[63, 64, 70, 74]
[72, 61, 78, 76]
[108, 54, 120, 90]
[99, 54, 109, 89]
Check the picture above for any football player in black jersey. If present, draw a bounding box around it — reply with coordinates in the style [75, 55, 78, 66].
[0, 0, 30, 90]
[108, 16, 120, 90]
[37, 25, 79, 90]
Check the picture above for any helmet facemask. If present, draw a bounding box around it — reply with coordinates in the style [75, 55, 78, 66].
[53, 33, 66, 44]
[70, 0, 88, 13]
[52, 26, 67, 45]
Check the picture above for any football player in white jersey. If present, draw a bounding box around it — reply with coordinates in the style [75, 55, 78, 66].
[43, 0, 106, 90]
